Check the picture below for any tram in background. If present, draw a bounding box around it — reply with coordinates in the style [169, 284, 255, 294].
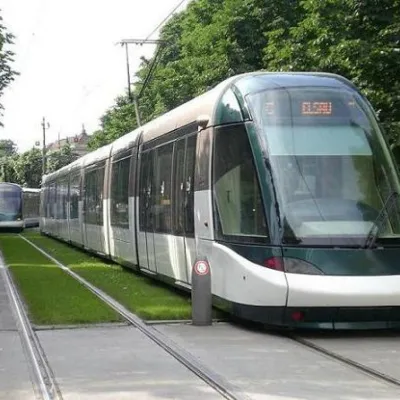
[22, 187, 41, 228]
[0, 183, 40, 231]
[40, 71, 400, 329]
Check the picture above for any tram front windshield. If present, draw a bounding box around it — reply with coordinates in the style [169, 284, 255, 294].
[0, 185, 22, 220]
[247, 86, 400, 246]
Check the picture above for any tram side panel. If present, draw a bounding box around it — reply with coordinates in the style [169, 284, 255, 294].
[194, 124, 288, 320]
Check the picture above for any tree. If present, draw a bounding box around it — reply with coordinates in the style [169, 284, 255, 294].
[264, 0, 400, 141]
[87, 0, 400, 150]
[47, 143, 79, 173]
[87, 96, 138, 150]
[14, 148, 42, 188]
[0, 139, 16, 157]
[0, 12, 18, 124]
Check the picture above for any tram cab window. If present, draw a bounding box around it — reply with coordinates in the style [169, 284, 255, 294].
[213, 124, 268, 243]
[247, 86, 400, 242]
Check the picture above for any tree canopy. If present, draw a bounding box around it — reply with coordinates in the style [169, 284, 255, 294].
[0, 11, 18, 125]
[80, 0, 400, 151]
[0, 142, 80, 188]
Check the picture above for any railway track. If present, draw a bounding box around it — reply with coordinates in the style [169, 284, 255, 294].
[287, 334, 400, 389]
[19, 234, 400, 397]
[0, 251, 62, 400]
[20, 234, 251, 400]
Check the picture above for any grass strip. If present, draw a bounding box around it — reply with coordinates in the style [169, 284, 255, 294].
[0, 234, 122, 325]
[23, 231, 204, 320]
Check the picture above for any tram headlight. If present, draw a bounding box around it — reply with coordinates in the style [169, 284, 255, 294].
[264, 257, 324, 275]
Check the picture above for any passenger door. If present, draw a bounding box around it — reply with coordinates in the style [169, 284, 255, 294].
[138, 150, 157, 273]
[173, 134, 197, 283]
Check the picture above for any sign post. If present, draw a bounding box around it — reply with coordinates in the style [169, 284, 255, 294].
[191, 257, 212, 326]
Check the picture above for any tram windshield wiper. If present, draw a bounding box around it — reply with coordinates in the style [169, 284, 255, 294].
[364, 190, 399, 249]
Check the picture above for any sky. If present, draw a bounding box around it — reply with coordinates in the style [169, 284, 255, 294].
[0, 0, 189, 152]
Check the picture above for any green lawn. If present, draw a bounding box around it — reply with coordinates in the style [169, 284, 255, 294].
[0, 234, 122, 326]
[22, 231, 201, 320]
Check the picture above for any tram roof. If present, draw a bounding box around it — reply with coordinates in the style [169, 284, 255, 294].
[43, 71, 356, 182]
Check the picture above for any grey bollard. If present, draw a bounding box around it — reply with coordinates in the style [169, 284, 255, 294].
[191, 256, 212, 326]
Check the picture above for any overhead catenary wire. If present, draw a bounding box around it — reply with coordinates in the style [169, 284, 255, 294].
[144, 0, 188, 41]
[137, 0, 189, 99]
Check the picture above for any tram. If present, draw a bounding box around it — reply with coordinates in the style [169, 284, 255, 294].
[0, 183, 40, 231]
[22, 187, 41, 228]
[40, 71, 400, 329]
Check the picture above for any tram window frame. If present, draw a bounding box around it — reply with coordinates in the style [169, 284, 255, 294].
[183, 134, 196, 237]
[171, 134, 197, 237]
[84, 164, 105, 226]
[58, 179, 68, 220]
[110, 155, 131, 229]
[139, 151, 149, 232]
[69, 172, 80, 220]
[154, 143, 173, 234]
[212, 124, 269, 244]
[49, 182, 56, 219]
[172, 138, 186, 235]
[139, 128, 198, 237]
[139, 150, 155, 232]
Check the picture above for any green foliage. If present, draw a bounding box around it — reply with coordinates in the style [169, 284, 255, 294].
[0, 139, 16, 157]
[87, 96, 137, 150]
[264, 0, 400, 140]
[87, 0, 400, 150]
[0, 139, 18, 183]
[14, 147, 42, 187]
[0, 12, 18, 124]
[47, 143, 79, 173]
[0, 140, 78, 188]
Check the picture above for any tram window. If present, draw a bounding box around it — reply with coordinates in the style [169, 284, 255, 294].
[213, 125, 268, 242]
[49, 183, 56, 219]
[184, 134, 196, 236]
[97, 168, 104, 225]
[69, 173, 80, 220]
[173, 139, 186, 235]
[84, 167, 104, 225]
[58, 180, 67, 219]
[154, 143, 173, 233]
[57, 182, 61, 219]
[85, 171, 95, 224]
[139, 152, 149, 231]
[111, 156, 130, 229]
[63, 180, 68, 219]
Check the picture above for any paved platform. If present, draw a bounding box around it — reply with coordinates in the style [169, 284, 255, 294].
[0, 269, 36, 400]
[38, 325, 224, 400]
[306, 333, 400, 382]
[154, 322, 400, 399]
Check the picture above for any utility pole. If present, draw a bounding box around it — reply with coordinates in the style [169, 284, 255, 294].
[41, 117, 50, 176]
[119, 38, 166, 128]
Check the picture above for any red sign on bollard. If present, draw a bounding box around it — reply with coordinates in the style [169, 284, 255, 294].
[194, 260, 209, 276]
